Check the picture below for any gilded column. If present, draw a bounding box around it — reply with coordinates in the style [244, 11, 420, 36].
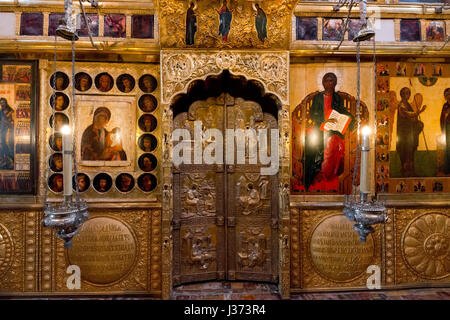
[161, 99, 173, 299]
[24, 211, 39, 292]
[383, 208, 396, 286]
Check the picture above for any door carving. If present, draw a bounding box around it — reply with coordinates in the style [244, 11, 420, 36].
[172, 93, 278, 286]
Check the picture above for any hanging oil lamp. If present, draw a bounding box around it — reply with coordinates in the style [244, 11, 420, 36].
[340, 0, 388, 242]
[42, 0, 97, 248]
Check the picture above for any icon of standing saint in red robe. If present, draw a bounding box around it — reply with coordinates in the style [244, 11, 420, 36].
[303, 73, 355, 192]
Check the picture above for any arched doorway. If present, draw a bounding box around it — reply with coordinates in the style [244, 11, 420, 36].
[171, 71, 281, 286]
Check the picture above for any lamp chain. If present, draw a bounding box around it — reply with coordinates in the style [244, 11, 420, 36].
[373, 36, 381, 196]
[334, 0, 355, 51]
[351, 40, 361, 201]
[71, 39, 81, 204]
[78, 0, 99, 49]
[44, 34, 59, 204]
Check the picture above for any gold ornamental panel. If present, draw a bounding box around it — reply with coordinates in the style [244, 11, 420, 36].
[0, 223, 14, 280]
[161, 51, 289, 105]
[0, 210, 37, 294]
[49, 208, 161, 295]
[290, 208, 301, 288]
[383, 209, 396, 286]
[66, 216, 138, 286]
[159, 0, 297, 49]
[397, 209, 450, 284]
[298, 209, 382, 290]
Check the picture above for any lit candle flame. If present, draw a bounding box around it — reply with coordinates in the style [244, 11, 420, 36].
[362, 126, 371, 136]
[61, 125, 71, 135]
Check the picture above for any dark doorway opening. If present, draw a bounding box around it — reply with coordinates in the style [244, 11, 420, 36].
[170, 70, 281, 119]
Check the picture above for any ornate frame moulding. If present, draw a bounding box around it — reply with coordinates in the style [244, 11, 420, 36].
[161, 51, 289, 105]
[39, 60, 161, 203]
[0, 1, 156, 11]
[0, 4, 159, 55]
[160, 50, 291, 299]
[293, 2, 450, 17]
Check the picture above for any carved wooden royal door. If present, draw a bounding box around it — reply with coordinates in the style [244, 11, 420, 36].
[172, 93, 279, 286]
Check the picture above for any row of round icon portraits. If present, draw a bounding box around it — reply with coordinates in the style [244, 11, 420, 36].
[48, 114, 157, 134]
[48, 152, 157, 174]
[49, 92, 70, 111]
[49, 113, 69, 131]
[49, 72, 70, 91]
[138, 153, 158, 172]
[46, 144, 157, 173]
[48, 172, 157, 194]
[50, 71, 158, 93]
[139, 94, 158, 113]
[138, 114, 157, 132]
[48, 153, 63, 172]
[49, 153, 158, 174]
[49, 133, 158, 153]
[48, 92, 157, 115]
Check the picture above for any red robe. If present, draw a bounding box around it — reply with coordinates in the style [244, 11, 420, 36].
[308, 94, 345, 192]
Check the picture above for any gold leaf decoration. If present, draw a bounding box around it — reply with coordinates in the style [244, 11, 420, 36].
[159, 0, 298, 49]
[402, 212, 450, 280]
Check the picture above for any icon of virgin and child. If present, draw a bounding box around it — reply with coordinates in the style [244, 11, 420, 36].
[81, 107, 127, 161]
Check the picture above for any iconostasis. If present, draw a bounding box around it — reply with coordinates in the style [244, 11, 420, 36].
[40, 62, 161, 202]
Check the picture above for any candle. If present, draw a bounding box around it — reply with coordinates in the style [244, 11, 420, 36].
[61, 125, 73, 198]
[360, 126, 371, 194]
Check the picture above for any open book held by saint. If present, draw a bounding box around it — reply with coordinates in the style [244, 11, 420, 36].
[320, 109, 351, 135]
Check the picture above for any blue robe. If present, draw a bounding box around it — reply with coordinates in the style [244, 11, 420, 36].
[186, 7, 196, 45]
[218, 6, 232, 39]
[0, 104, 14, 169]
[255, 8, 267, 42]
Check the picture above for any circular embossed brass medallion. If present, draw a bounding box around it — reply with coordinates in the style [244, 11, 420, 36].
[402, 212, 450, 280]
[66, 216, 138, 286]
[309, 214, 375, 283]
[0, 223, 14, 278]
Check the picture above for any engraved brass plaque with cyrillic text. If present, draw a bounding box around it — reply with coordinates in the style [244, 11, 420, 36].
[66, 216, 138, 285]
[309, 215, 375, 282]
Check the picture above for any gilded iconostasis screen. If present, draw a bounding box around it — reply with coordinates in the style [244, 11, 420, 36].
[42, 62, 160, 200]
[376, 62, 450, 194]
[0, 61, 37, 194]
